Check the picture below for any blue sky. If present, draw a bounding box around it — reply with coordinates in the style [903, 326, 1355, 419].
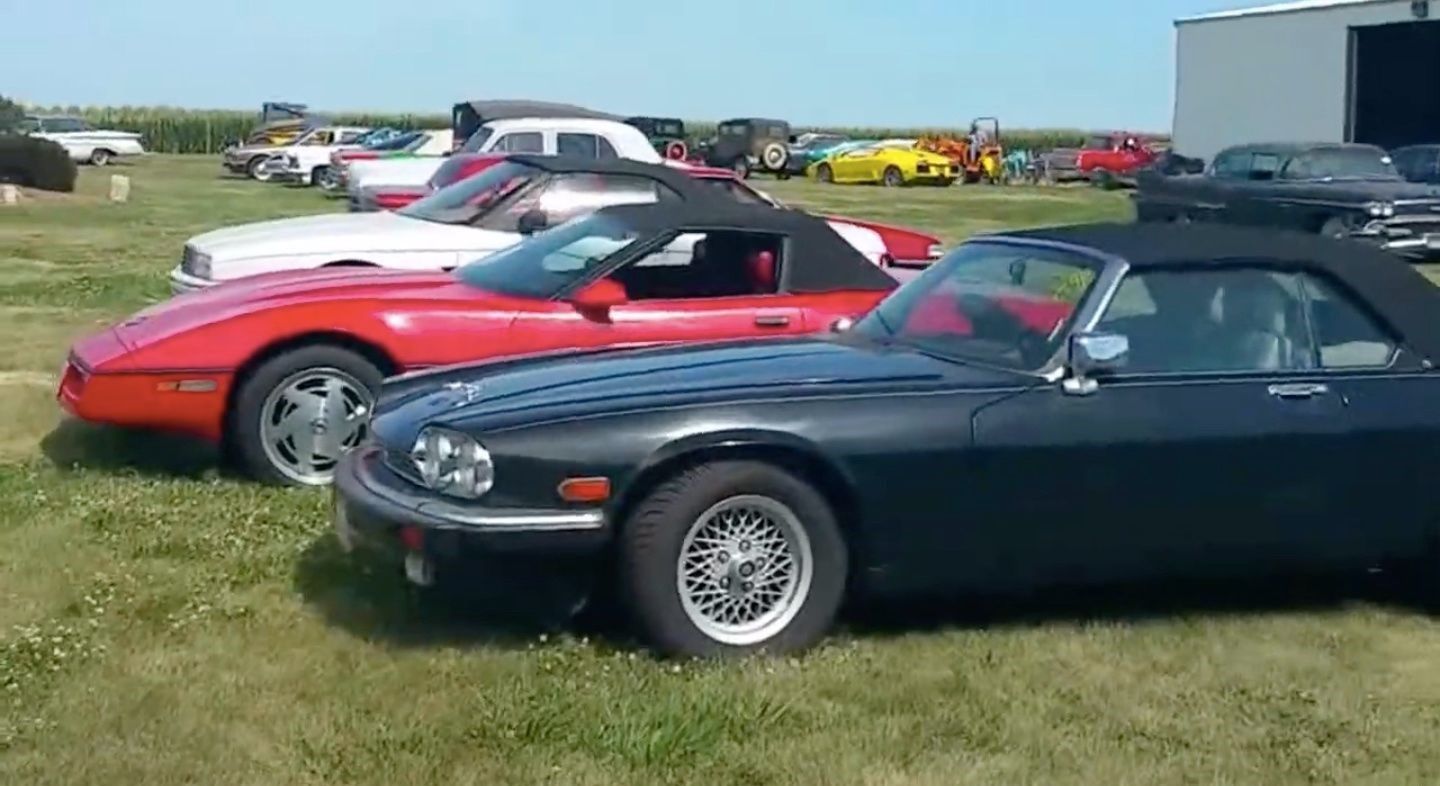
[3, 0, 1259, 131]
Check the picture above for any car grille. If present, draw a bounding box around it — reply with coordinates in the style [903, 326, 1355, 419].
[180, 244, 201, 274]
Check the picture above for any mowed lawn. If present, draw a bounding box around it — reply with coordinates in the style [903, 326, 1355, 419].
[3, 156, 1440, 785]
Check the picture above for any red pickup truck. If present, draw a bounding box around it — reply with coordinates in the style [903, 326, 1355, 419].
[1041, 132, 1159, 185]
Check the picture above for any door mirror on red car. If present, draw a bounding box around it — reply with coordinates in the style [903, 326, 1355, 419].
[567, 279, 628, 312]
[517, 209, 549, 236]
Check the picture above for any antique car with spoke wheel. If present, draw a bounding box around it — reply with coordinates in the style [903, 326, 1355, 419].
[58, 202, 898, 486]
[334, 223, 1440, 657]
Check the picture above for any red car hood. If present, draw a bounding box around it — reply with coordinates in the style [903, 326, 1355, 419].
[819, 214, 941, 264]
[118, 268, 490, 350]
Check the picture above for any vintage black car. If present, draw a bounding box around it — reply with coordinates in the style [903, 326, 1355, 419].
[1391, 144, 1440, 184]
[1133, 143, 1440, 259]
[701, 118, 793, 179]
[624, 116, 690, 160]
[333, 221, 1440, 657]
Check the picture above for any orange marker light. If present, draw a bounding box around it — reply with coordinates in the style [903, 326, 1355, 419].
[558, 477, 611, 503]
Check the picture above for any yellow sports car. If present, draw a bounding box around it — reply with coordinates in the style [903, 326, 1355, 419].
[806, 140, 960, 187]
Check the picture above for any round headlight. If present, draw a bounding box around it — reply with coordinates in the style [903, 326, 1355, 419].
[410, 427, 494, 499]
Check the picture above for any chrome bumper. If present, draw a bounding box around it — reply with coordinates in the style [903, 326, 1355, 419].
[169, 266, 217, 296]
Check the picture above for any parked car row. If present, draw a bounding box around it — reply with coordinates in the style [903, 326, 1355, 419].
[59, 100, 1440, 658]
[60, 202, 1440, 656]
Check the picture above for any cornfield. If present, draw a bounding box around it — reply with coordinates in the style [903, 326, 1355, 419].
[32, 106, 1165, 155]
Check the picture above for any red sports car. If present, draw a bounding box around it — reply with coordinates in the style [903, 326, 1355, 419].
[59, 198, 901, 486]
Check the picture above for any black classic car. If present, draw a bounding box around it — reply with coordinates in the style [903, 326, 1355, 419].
[699, 118, 793, 179]
[334, 221, 1440, 657]
[1391, 144, 1440, 184]
[1133, 143, 1440, 259]
[623, 116, 690, 160]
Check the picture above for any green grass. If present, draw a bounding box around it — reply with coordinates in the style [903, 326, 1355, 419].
[3, 156, 1440, 785]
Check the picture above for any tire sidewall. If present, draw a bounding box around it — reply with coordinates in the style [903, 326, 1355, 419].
[90, 149, 110, 166]
[248, 156, 272, 181]
[620, 460, 848, 658]
[816, 163, 833, 183]
[228, 345, 384, 486]
[882, 166, 902, 187]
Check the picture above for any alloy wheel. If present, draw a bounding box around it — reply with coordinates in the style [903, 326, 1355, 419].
[676, 494, 814, 646]
[259, 367, 372, 485]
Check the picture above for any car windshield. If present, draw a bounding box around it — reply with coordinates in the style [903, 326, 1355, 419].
[461, 126, 496, 153]
[652, 120, 683, 136]
[1287, 147, 1401, 180]
[455, 214, 643, 299]
[856, 242, 1102, 372]
[367, 131, 422, 150]
[400, 161, 539, 224]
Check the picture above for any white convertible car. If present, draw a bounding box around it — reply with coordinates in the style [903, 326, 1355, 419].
[169, 155, 926, 294]
[22, 115, 146, 166]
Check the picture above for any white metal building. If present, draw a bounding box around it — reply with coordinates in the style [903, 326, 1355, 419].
[1173, 0, 1440, 162]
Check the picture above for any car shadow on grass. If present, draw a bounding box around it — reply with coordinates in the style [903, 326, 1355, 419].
[292, 533, 616, 651]
[846, 570, 1434, 639]
[40, 419, 222, 479]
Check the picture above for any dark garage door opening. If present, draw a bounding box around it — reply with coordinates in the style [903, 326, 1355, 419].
[1350, 20, 1440, 150]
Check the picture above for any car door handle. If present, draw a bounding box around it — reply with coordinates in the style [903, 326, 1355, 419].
[1268, 382, 1329, 400]
[754, 314, 791, 327]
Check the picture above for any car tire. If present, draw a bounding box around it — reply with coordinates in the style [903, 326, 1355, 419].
[816, 163, 834, 184]
[248, 156, 273, 182]
[619, 460, 848, 658]
[89, 149, 112, 167]
[882, 166, 904, 187]
[228, 345, 383, 486]
[312, 165, 334, 190]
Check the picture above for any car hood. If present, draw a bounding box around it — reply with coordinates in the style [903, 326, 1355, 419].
[117, 267, 487, 351]
[186, 211, 482, 260]
[373, 336, 1023, 440]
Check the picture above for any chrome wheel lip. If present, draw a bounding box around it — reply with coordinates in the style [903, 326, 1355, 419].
[676, 494, 814, 647]
[258, 366, 372, 486]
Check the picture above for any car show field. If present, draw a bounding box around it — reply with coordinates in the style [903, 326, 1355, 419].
[4, 156, 1440, 784]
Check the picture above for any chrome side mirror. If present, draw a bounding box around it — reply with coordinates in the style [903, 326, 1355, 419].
[1063, 331, 1128, 396]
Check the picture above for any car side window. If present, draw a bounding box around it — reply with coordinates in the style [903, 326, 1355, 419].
[557, 133, 601, 158]
[1249, 153, 1281, 181]
[17, 117, 40, 133]
[493, 132, 543, 153]
[595, 136, 619, 160]
[1097, 268, 1316, 374]
[1211, 150, 1248, 179]
[1279, 155, 1312, 180]
[338, 130, 366, 144]
[1299, 275, 1398, 368]
[609, 230, 784, 300]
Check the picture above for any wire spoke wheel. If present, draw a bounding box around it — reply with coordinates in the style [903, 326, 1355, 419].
[259, 367, 371, 485]
[676, 494, 814, 646]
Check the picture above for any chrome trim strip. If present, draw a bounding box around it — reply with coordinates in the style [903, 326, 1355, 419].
[356, 451, 604, 533]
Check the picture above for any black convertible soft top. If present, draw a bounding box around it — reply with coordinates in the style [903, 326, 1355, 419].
[992, 222, 1440, 362]
[597, 201, 899, 294]
[502, 154, 713, 198]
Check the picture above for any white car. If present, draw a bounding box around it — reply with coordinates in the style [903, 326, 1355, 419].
[22, 115, 146, 166]
[169, 156, 902, 295]
[344, 117, 661, 201]
[223, 126, 369, 181]
[270, 128, 443, 189]
[327, 129, 453, 192]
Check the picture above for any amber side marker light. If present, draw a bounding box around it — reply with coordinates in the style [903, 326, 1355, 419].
[558, 477, 611, 503]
